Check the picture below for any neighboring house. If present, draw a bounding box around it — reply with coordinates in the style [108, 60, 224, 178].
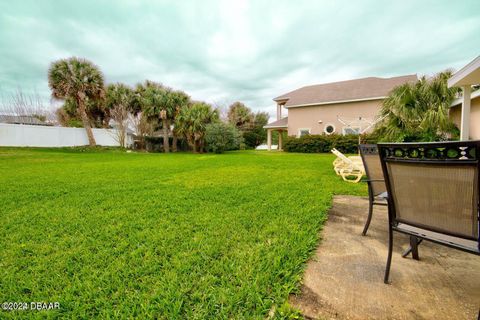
[264, 75, 417, 150]
[0, 114, 48, 126]
[448, 55, 480, 140]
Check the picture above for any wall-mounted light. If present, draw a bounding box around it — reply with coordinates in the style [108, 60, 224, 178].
[318, 120, 323, 124]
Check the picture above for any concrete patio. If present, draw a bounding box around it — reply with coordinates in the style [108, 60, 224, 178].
[290, 195, 480, 320]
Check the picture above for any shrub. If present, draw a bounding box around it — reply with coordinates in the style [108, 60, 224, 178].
[205, 123, 242, 153]
[284, 134, 371, 154]
[143, 136, 189, 152]
[359, 132, 380, 144]
[373, 71, 459, 142]
[241, 112, 269, 149]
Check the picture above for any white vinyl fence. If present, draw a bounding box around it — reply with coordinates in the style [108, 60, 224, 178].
[0, 123, 133, 147]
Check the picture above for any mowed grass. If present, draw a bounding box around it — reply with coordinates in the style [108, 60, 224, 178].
[0, 148, 366, 319]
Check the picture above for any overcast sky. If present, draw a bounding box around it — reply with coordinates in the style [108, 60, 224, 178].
[0, 0, 479, 117]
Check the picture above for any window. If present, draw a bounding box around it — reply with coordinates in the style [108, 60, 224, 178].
[342, 126, 361, 135]
[298, 128, 311, 137]
[324, 124, 336, 135]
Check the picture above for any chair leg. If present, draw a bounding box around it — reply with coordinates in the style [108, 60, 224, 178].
[410, 236, 419, 260]
[384, 225, 393, 284]
[402, 237, 422, 260]
[362, 200, 373, 236]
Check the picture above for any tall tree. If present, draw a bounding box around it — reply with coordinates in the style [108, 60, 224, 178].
[48, 57, 105, 146]
[105, 83, 136, 147]
[138, 81, 184, 152]
[227, 101, 254, 130]
[137, 81, 168, 151]
[175, 102, 219, 152]
[242, 112, 269, 148]
[169, 90, 191, 152]
[374, 71, 460, 142]
[130, 111, 155, 150]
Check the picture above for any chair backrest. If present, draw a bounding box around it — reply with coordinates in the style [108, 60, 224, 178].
[378, 141, 480, 242]
[331, 148, 363, 170]
[359, 144, 387, 196]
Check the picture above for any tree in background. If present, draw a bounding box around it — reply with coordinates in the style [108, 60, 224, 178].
[169, 90, 191, 152]
[227, 102, 269, 149]
[205, 122, 242, 153]
[227, 101, 254, 130]
[175, 102, 219, 153]
[130, 112, 155, 150]
[57, 96, 110, 128]
[48, 57, 105, 146]
[55, 99, 83, 127]
[242, 112, 269, 148]
[105, 83, 137, 147]
[374, 71, 460, 142]
[133, 82, 158, 150]
[138, 81, 175, 152]
[0, 88, 56, 124]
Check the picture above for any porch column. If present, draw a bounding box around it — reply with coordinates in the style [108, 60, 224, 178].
[278, 130, 283, 150]
[267, 129, 272, 151]
[460, 85, 471, 141]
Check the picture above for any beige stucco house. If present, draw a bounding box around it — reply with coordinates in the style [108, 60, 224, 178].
[264, 75, 417, 150]
[449, 90, 480, 140]
[448, 55, 480, 141]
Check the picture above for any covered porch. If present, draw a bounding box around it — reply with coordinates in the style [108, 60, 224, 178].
[263, 117, 288, 151]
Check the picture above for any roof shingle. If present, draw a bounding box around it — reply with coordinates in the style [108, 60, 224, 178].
[0, 115, 47, 125]
[274, 75, 417, 107]
[264, 117, 288, 129]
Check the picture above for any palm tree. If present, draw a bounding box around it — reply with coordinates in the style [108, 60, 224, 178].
[175, 102, 218, 152]
[137, 81, 173, 152]
[227, 101, 254, 130]
[105, 83, 136, 147]
[105, 83, 136, 114]
[169, 90, 191, 152]
[375, 71, 459, 142]
[60, 96, 110, 128]
[48, 57, 105, 146]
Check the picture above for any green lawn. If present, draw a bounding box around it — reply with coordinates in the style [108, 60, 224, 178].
[0, 148, 366, 319]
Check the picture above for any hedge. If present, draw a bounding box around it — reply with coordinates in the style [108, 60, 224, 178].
[143, 136, 189, 152]
[205, 122, 242, 153]
[283, 134, 377, 153]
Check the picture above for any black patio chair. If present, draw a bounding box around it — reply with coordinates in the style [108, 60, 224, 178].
[378, 140, 480, 284]
[359, 144, 388, 236]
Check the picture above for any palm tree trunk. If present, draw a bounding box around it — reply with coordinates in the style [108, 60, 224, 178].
[78, 100, 96, 146]
[162, 118, 169, 153]
[172, 135, 178, 152]
[138, 137, 145, 150]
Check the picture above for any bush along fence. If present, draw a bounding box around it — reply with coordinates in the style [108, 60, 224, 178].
[283, 133, 378, 153]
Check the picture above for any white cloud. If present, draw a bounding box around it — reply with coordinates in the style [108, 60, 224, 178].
[0, 0, 479, 118]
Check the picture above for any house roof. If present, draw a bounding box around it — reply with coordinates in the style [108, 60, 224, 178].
[0, 115, 47, 125]
[264, 117, 288, 129]
[273, 74, 417, 108]
[448, 55, 480, 87]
